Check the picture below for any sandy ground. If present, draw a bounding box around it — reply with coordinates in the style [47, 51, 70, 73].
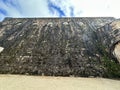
[0, 75, 120, 90]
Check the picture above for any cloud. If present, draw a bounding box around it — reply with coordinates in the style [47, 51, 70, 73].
[69, 0, 120, 18]
[48, 0, 75, 17]
[0, 0, 51, 21]
[0, 0, 120, 21]
[0, 0, 77, 21]
[48, 1, 65, 17]
[17, 0, 51, 16]
[0, 0, 22, 21]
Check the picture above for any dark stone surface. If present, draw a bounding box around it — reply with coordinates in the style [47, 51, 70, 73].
[0, 17, 119, 77]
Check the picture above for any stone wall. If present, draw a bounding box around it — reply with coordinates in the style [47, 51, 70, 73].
[0, 18, 119, 78]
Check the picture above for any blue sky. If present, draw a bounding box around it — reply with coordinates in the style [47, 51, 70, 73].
[0, 0, 120, 21]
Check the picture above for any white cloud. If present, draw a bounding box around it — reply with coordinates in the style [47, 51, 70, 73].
[69, 0, 120, 18]
[0, 0, 21, 16]
[0, 0, 53, 21]
[49, 0, 120, 18]
[0, 0, 120, 21]
[17, 0, 51, 17]
[49, 0, 73, 16]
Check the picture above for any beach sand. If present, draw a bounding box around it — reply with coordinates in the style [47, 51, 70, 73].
[0, 74, 120, 90]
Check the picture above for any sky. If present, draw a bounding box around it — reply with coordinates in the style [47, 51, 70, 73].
[0, 0, 120, 21]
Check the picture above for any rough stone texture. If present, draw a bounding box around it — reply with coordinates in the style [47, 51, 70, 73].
[0, 47, 4, 53]
[113, 43, 120, 63]
[0, 17, 119, 77]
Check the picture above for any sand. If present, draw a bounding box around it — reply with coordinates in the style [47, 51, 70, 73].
[0, 74, 120, 90]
